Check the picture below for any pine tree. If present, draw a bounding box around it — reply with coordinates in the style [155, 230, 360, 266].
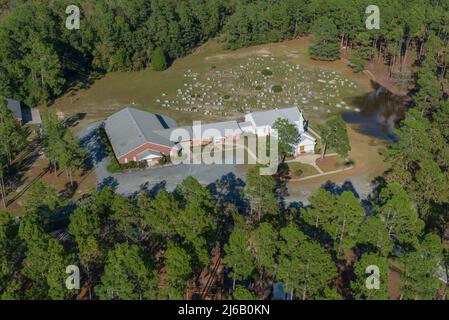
[250, 222, 278, 277]
[160, 243, 192, 300]
[399, 233, 443, 300]
[42, 110, 65, 173]
[0, 98, 26, 165]
[151, 47, 169, 71]
[46, 239, 71, 300]
[18, 213, 51, 299]
[96, 243, 157, 300]
[24, 181, 62, 215]
[322, 192, 365, 256]
[302, 188, 336, 231]
[318, 115, 350, 160]
[244, 165, 279, 222]
[357, 216, 393, 257]
[272, 118, 299, 162]
[59, 129, 86, 186]
[309, 16, 340, 61]
[375, 183, 424, 247]
[276, 226, 338, 300]
[68, 202, 103, 276]
[138, 189, 180, 240]
[0, 212, 22, 296]
[42, 110, 85, 185]
[231, 286, 256, 300]
[0, 161, 7, 209]
[223, 228, 255, 290]
[352, 253, 389, 300]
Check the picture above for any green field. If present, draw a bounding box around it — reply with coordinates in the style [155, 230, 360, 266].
[52, 38, 372, 129]
[288, 162, 320, 178]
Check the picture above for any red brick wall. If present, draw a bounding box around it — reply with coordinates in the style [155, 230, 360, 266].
[117, 134, 241, 164]
[118, 143, 172, 164]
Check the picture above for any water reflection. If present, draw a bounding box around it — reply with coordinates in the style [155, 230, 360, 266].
[342, 82, 408, 141]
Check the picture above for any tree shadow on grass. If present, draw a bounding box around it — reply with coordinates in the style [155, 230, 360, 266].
[64, 112, 87, 128]
[60, 182, 79, 200]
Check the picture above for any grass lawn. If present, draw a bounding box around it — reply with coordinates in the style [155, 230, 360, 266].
[316, 155, 351, 173]
[236, 161, 319, 179]
[50, 37, 373, 130]
[288, 162, 319, 178]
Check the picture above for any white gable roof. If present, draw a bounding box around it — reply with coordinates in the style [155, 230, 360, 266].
[298, 131, 316, 146]
[198, 120, 242, 139]
[247, 107, 303, 128]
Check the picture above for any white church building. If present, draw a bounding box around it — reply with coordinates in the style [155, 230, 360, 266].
[241, 107, 316, 154]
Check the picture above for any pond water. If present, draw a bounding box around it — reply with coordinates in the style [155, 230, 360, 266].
[342, 82, 408, 141]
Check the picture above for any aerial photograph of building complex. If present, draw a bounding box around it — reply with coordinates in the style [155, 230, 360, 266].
[0, 0, 448, 306]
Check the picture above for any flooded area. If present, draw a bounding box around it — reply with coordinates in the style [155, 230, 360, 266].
[343, 82, 408, 141]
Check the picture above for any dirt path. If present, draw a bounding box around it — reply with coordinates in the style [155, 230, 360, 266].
[389, 267, 401, 300]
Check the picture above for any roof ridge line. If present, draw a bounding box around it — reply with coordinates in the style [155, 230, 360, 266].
[126, 107, 148, 142]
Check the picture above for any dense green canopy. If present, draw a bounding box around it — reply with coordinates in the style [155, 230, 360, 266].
[0, 0, 448, 301]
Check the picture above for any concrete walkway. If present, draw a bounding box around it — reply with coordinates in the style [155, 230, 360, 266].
[290, 164, 354, 182]
[287, 153, 325, 174]
[286, 153, 354, 182]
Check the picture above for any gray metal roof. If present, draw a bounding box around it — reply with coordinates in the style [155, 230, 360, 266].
[153, 126, 193, 143]
[154, 121, 243, 141]
[238, 121, 253, 129]
[5, 98, 22, 120]
[104, 107, 177, 158]
[249, 107, 302, 127]
[197, 120, 242, 139]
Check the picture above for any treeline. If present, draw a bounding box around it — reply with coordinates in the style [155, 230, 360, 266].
[224, 0, 449, 74]
[2, 0, 449, 107]
[0, 0, 229, 107]
[0, 166, 445, 300]
[1, 0, 448, 300]
[383, 29, 449, 237]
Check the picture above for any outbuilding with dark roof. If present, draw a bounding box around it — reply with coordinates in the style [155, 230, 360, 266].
[6, 98, 23, 123]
